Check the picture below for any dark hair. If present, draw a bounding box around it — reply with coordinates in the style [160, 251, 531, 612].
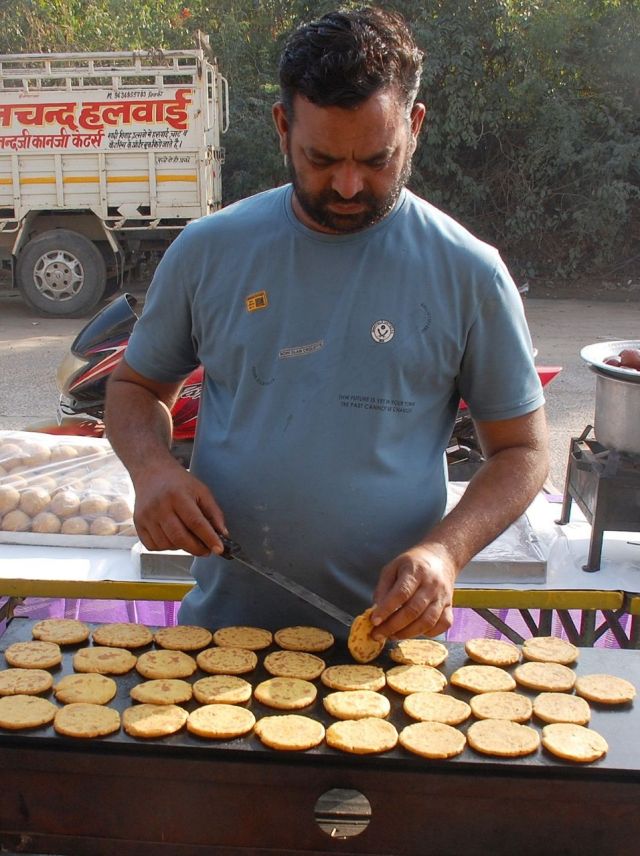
[278, 6, 423, 118]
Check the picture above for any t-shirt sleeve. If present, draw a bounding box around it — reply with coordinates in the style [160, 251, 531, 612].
[457, 256, 545, 421]
[124, 231, 200, 382]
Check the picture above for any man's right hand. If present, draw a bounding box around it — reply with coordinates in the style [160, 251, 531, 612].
[131, 459, 227, 556]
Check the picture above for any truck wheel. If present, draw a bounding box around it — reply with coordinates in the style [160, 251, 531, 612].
[16, 230, 107, 317]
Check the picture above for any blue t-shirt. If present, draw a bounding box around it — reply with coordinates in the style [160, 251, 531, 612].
[125, 185, 544, 633]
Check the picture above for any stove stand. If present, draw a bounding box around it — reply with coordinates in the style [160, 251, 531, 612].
[557, 428, 640, 571]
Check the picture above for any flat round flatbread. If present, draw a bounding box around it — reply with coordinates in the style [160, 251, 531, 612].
[213, 626, 272, 651]
[326, 717, 398, 755]
[574, 673, 636, 705]
[403, 692, 471, 725]
[73, 646, 137, 675]
[450, 665, 516, 694]
[254, 677, 317, 710]
[53, 703, 120, 738]
[255, 714, 325, 751]
[92, 623, 153, 649]
[514, 661, 576, 692]
[274, 626, 334, 653]
[134, 649, 196, 680]
[321, 664, 386, 692]
[348, 608, 385, 663]
[130, 679, 193, 705]
[0, 694, 58, 729]
[135, 649, 197, 680]
[54, 673, 117, 705]
[123, 703, 188, 738]
[5, 640, 62, 670]
[0, 668, 53, 696]
[196, 646, 257, 676]
[467, 719, 540, 757]
[153, 625, 212, 651]
[386, 664, 447, 696]
[533, 692, 591, 725]
[192, 675, 252, 705]
[464, 638, 521, 667]
[469, 691, 533, 723]
[522, 636, 579, 665]
[389, 638, 448, 668]
[542, 723, 608, 763]
[263, 650, 325, 681]
[32, 618, 90, 646]
[323, 690, 391, 720]
[187, 704, 255, 739]
[399, 721, 466, 759]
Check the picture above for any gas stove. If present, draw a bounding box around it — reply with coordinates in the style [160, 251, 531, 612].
[557, 427, 640, 571]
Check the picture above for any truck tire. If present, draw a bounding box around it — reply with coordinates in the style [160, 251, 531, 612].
[16, 230, 107, 317]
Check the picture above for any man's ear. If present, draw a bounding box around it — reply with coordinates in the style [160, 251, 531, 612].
[410, 102, 426, 141]
[272, 102, 290, 156]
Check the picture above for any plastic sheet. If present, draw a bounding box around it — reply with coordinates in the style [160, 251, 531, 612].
[0, 430, 136, 548]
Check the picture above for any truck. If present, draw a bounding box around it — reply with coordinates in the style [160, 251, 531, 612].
[0, 41, 229, 316]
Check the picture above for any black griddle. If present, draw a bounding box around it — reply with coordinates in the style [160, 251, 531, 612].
[1, 618, 640, 855]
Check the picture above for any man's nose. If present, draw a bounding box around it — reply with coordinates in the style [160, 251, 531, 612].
[331, 162, 364, 199]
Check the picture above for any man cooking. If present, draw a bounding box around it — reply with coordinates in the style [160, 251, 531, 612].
[104, 6, 548, 641]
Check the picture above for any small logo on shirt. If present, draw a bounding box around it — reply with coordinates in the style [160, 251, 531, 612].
[279, 340, 324, 359]
[246, 291, 269, 312]
[371, 320, 395, 343]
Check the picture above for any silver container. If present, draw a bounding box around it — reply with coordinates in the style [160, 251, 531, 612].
[593, 370, 640, 455]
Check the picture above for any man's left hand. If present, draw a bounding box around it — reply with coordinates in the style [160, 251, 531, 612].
[370, 545, 455, 640]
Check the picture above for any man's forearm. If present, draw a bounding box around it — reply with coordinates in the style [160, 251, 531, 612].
[424, 444, 548, 577]
[104, 378, 175, 481]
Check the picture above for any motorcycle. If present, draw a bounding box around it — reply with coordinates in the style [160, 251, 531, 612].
[49, 292, 562, 479]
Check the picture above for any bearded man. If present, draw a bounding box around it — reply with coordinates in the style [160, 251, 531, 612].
[105, 7, 548, 640]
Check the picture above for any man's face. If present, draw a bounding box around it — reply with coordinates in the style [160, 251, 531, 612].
[273, 90, 425, 234]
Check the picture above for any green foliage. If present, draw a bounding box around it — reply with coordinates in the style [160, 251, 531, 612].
[0, 0, 638, 280]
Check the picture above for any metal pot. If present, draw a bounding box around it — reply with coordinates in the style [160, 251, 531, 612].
[593, 369, 640, 455]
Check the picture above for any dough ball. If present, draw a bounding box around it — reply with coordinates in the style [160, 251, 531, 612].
[108, 497, 132, 524]
[31, 511, 62, 534]
[89, 477, 112, 494]
[90, 516, 118, 536]
[0, 464, 6, 478]
[56, 478, 87, 494]
[80, 493, 109, 517]
[19, 486, 51, 517]
[50, 444, 80, 464]
[50, 490, 80, 518]
[61, 516, 89, 535]
[0, 442, 24, 470]
[21, 441, 52, 468]
[4, 474, 28, 491]
[0, 485, 20, 515]
[2, 509, 31, 532]
[118, 523, 137, 537]
[28, 474, 58, 493]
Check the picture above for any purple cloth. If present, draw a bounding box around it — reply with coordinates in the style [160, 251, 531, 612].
[0, 597, 629, 648]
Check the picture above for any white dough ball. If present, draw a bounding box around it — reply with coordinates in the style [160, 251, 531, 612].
[19, 487, 51, 517]
[0, 442, 24, 470]
[90, 516, 118, 536]
[108, 497, 132, 524]
[0, 485, 20, 515]
[61, 516, 90, 535]
[31, 511, 62, 534]
[21, 441, 52, 468]
[50, 445, 80, 464]
[50, 490, 80, 518]
[80, 494, 109, 517]
[2, 509, 31, 532]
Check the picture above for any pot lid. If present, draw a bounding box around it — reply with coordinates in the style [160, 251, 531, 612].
[581, 340, 640, 384]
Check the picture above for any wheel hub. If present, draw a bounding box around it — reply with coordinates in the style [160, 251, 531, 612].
[34, 250, 84, 302]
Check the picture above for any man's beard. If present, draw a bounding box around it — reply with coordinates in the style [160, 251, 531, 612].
[288, 154, 413, 234]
